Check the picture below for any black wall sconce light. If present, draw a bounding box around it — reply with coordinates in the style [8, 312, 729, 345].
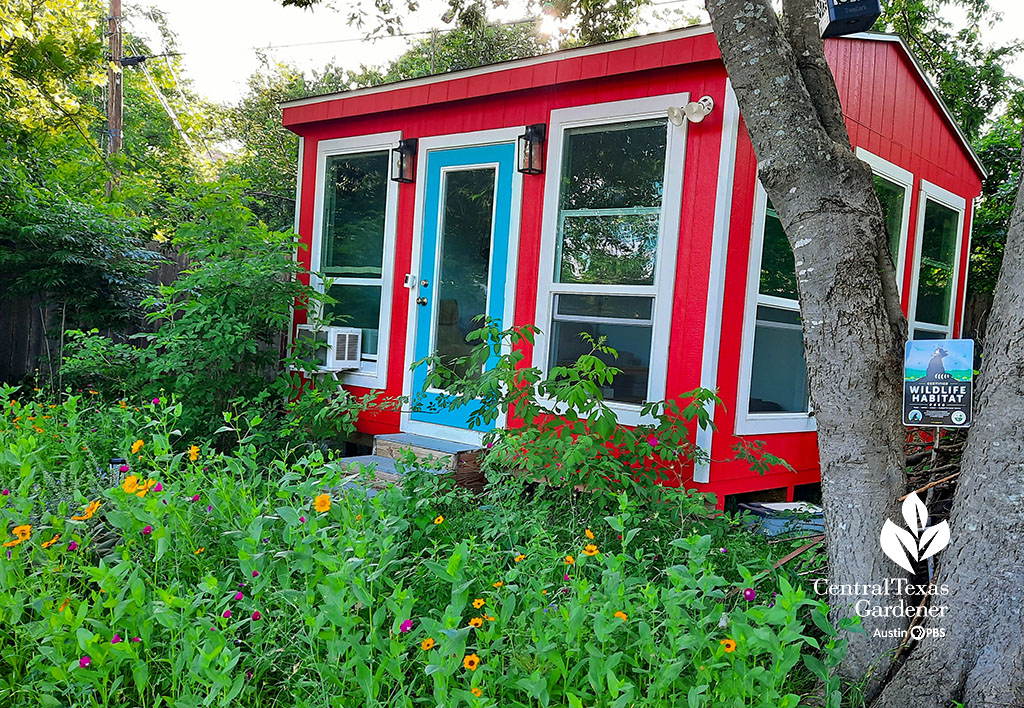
[517, 123, 546, 175]
[391, 138, 418, 183]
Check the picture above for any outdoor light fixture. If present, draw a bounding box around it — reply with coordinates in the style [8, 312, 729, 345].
[391, 138, 418, 183]
[817, 0, 881, 38]
[668, 96, 715, 126]
[517, 123, 546, 175]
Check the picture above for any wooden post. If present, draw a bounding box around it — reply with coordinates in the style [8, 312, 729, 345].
[106, 0, 122, 194]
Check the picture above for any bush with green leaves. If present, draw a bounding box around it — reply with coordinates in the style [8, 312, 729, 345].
[0, 387, 849, 708]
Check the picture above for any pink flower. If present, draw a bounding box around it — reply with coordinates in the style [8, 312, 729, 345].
[111, 634, 122, 644]
[153, 482, 163, 492]
[131, 637, 141, 643]
[252, 570, 259, 578]
[1, 489, 8, 496]
[299, 516, 306, 523]
[743, 588, 756, 602]
[152, 397, 160, 405]
[191, 494, 200, 502]
[79, 656, 91, 668]
[647, 434, 658, 446]
[223, 610, 232, 618]
[564, 574, 570, 581]
[399, 619, 413, 633]
[118, 464, 129, 473]
[206, 505, 212, 513]
[234, 591, 243, 600]
[68, 541, 78, 551]
[251, 610, 262, 621]
[141, 525, 152, 535]
[720, 547, 727, 554]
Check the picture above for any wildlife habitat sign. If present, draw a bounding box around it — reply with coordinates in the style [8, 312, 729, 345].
[903, 339, 974, 428]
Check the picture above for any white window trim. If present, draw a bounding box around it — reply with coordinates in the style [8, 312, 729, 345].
[310, 131, 402, 389]
[907, 179, 967, 339]
[856, 147, 914, 293]
[533, 94, 689, 427]
[735, 182, 816, 436]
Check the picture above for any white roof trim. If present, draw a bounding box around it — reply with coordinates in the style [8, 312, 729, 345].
[280, 24, 716, 109]
[849, 31, 986, 179]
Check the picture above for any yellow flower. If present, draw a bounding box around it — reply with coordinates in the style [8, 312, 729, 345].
[463, 653, 481, 671]
[514, 554, 525, 562]
[471, 687, 482, 697]
[194, 547, 205, 555]
[720, 639, 737, 653]
[582, 544, 599, 556]
[564, 554, 575, 565]
[492, 581, 503, 588]
[119, 400, 127, 408]
[3, 524, 31, 547]
[614, 611, 628, 621]
[472, 598, 485, 609]
[484, 614, 495, 621]
[314, 494, 331, 513]
[469, 617, 483, 628]
[122, 475, 139, 494]
[420, 637, 435, 650]
[42, 534, 61, 548]
[585, 528, 594, 539]
[356, 514, 363, 521]
[88, 390, 98, 395]
[71, 500, 101, 521]
[34, 426, 44, 434]
[433, 515, 444, 525]
[187, 445, 200, 461]
[131, 439, 144, 454]
[135, 480, 156, 498]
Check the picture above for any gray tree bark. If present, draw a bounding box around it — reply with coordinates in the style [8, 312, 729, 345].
[873, 146, 1024, 707]
[705, 0, 908, 691]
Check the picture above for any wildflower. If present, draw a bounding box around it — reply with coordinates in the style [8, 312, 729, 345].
[720, 639, 737, 653]
[472, 598, 485, 609]
[514, 554, 525, 562]
[252, 570, 260, 578]
[194, 547, 205, 555]
[3, 524, 31, 547]
[542, 590, 548, 595]
[191, 494, 200, 502]
[585, 528, 594, 539]
[582, 544, 599, 556]
[484, 614, 495, 621]
[111, 634, 122, 644]
[433, 515, 444, 525]
[72, 500, 101, 521]
[58, 598, 69, 612]
[89, 390, 98, 395]
[79, 656, 91, 669]
[131, 439, 144, 454]
[207, 505, 213, 513]
[314, 494, 331, 513]
[299, 516, 306, 523]
[188, 445, 200, 461]
[563, 574, 570, 581]
[119, 401, 127, 408]
[118, 464, 129, 473]
[719, 547, 727, 554]
[0, 489, 7, 496]
[463, 654, 481, 671]
[131, 637, 141, 643]
[42, 534, 61, 549]
[136, 480, 157, 498]
[223, 610, 231, 618]
[251, 610, 262, 621]
[234, 591, 243, 601]
[743, 588, 756, 602]
[153, 482, 163, 492]
[68, 541, 78, 551]
[399, 619, 413, 633]
[614, 611, 628, 621]
[141, 525, 152, 536]
[564, 555, 575, 565]
[420, 638, 435, 650]
[469, 617, 483, 628]
[647, 434, 658, 446]
[122, 475, 140, 494]
[492, 581, 503, 588]
[356, 514, 362, 520]
[471, 687, 483, 697]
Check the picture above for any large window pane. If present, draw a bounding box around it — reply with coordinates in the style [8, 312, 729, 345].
[549, 322, 653, 405]
[325, 284, 382, 357]
[558, 213, 660, 285]
[759, 207, 798, 299]
[321, 151, 389, 277]
[874, 175, 906, 264]
[749, 306, 809, 413]
[915, 199, 959, 326]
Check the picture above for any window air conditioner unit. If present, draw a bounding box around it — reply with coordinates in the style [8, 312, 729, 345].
[294, 325, 362, 372]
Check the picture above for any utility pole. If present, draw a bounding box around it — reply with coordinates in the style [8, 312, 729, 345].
[106, 0, 123, 195]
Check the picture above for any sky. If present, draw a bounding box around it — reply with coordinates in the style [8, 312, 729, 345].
[131, 0, 1024, 105]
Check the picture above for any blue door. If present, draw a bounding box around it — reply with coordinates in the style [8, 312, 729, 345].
[410, 142, 517, 431]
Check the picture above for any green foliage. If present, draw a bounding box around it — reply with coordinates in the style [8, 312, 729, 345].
[0, 388, 847, 707]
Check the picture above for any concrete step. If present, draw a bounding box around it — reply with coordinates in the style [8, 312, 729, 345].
[335, 454, 447, 491]
[372, 432, 480, 470]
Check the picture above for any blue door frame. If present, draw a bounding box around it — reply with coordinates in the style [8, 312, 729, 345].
[410, 142, 516, 432]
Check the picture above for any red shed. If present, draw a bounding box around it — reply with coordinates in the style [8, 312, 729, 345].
[281, 26, 984, 506]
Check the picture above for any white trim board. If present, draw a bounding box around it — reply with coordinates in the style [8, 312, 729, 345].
[309, 131, 402, 390]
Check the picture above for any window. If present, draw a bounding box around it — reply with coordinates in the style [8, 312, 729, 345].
[311, 132, 400, 388]
[856, 148, 913, 282]
[909, 181, 966, 339]
[535, 95, 687, 419]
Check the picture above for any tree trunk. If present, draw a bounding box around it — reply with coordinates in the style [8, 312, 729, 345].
[704, 0, 908, 689]
[872, 145, 1024, 707]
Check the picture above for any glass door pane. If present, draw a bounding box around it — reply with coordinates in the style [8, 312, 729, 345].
[433, 167, 496, 379]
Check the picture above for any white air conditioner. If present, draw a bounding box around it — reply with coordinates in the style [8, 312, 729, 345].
[294, 324, 362, 372]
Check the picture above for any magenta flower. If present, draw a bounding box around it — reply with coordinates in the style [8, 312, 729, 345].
[79, 656, 91, 668]
[206, 505, 212, 513]
[223, 610, 232, 619]
[564, 574, 570, 581]
[111, 634, 122, 644]
[251, 610, 262, 621]
[118, 464, 129, 473]
[68, 541, 78, 551]
[131, 637, 141, 643]
[399, 619, 413, 633]
[252, 570, 260, 578]
[743, 588, 756, 602]
[191, 494, 200, 502]
[720, 547, 728, 554]
[152, 397, 160, 405]
[1, 489, 8, 496]
[141, 525, 152, 535]
[647, 434, 658, 446]
[234, 591, 243, 600]
[299, 516, 306, 523]
[154, 482, 163, 492]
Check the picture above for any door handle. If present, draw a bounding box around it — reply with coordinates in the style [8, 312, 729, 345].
[416, 297, 428, 306]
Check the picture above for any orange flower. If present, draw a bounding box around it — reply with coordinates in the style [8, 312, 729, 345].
[433, 515, 444, 525]
[585, 528, 594, 539]
[483, 614, 495, 621]
[614, 611, 628, 621]
[564, 555, 575, 565]
[3, 524, 30, 547]
[71, 500, 101, 521]
[314, 494, 331, 513]
[135, 480, 156, 498]
[472, 598, 485, 609]
[492, 581, 503, 588]
[194, 547, 205, 555]
[57, 598, 70, 612]
[119, 401, 127, 408]
[471, 687, 482, 697]
[122, 475, 140, 494]
[469, 617, 483, 628]
[582, 544, 599, 556]
[34, 426, 44, 434]
[542, 590, 548, 595]
[420, 637, 435, 650]
[41, 534, 61, 548]
[356, 514, 362, 521]
[514, 554, 525, 562]
[720, 639, 737, 653]
[463, 654, 481, 671]
[188, 445, 200, 461]
[131, 439, 144, 454]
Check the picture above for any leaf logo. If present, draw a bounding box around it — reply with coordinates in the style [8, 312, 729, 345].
[879, 493, 950, 573]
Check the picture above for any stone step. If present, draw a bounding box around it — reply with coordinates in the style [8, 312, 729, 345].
[372, 432, 480, 470]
